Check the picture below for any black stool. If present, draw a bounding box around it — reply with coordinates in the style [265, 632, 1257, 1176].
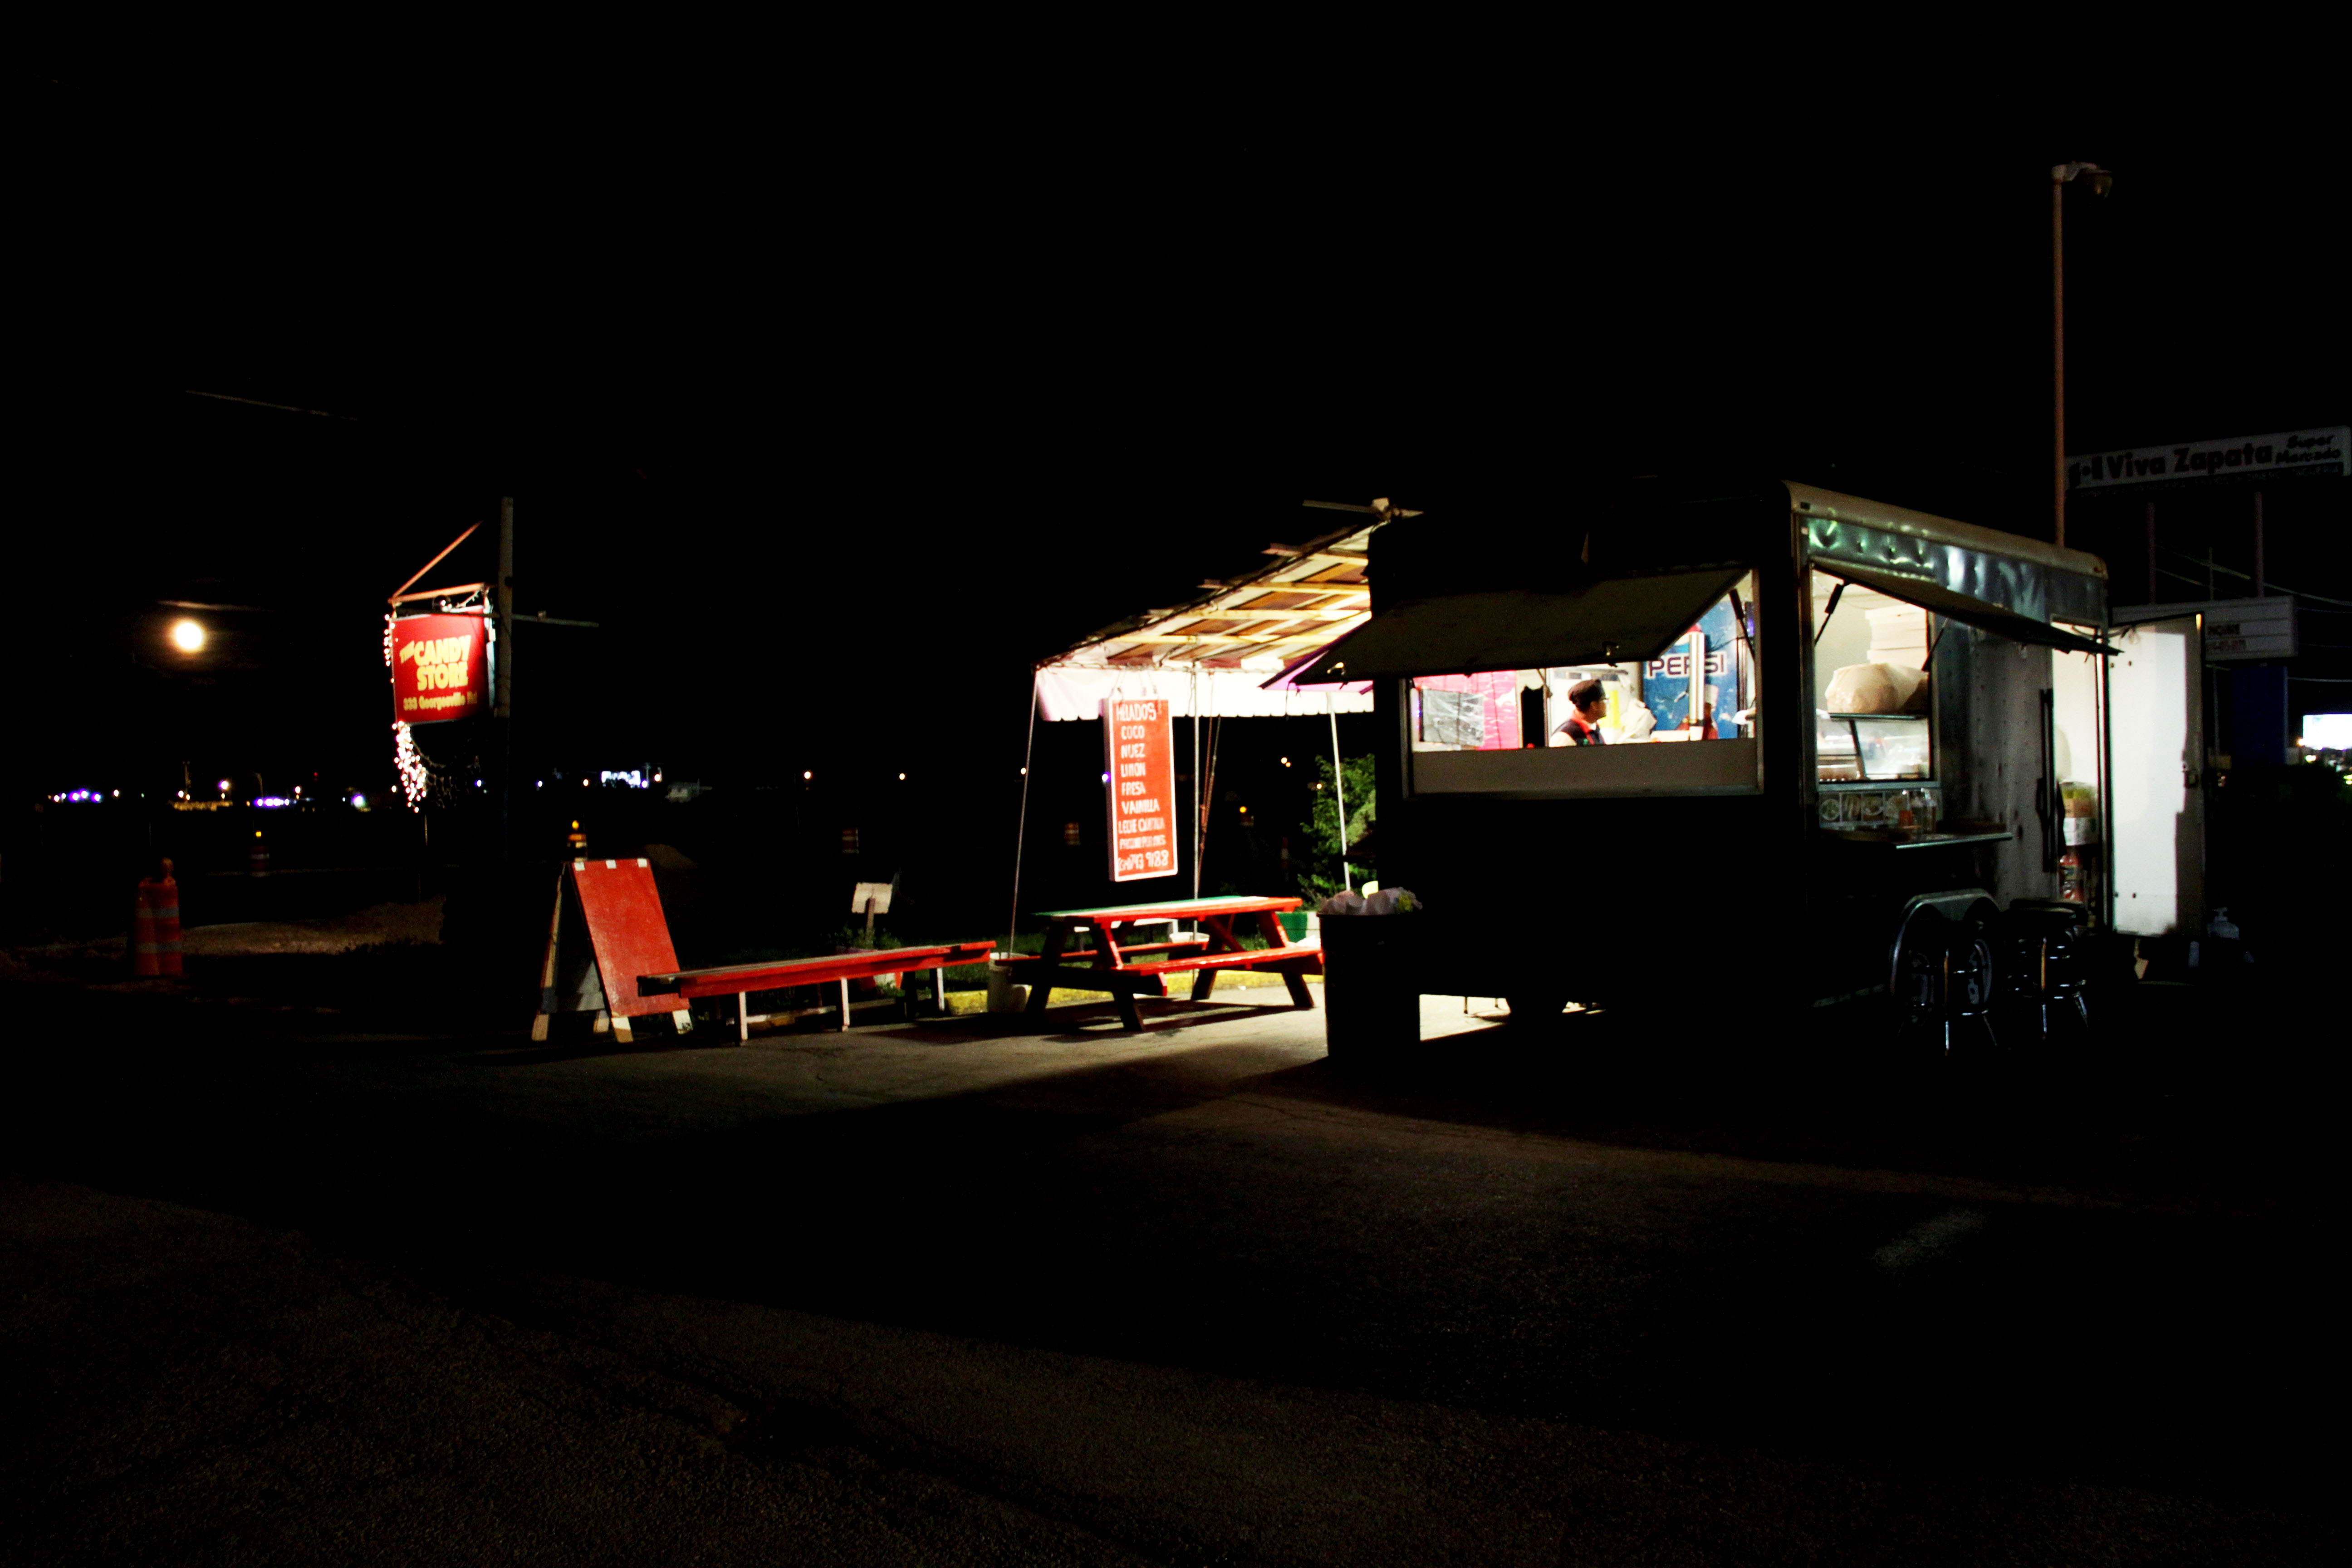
[2001, 901, 2090, 1041]
[1893, 906, 1996, 1053]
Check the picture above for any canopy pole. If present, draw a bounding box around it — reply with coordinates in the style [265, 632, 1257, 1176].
[1007, 678, 1039, 956]
[1197, 715, 1221, 901]
[1190, 670, 1201, 915]
[1329, 695, 1352, 892]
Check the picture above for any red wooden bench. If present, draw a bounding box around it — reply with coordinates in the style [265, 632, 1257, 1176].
[639, 940, 997, 1041]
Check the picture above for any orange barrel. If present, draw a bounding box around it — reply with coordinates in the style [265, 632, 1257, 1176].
[131, 879, 159, 976]
[133, 860, 182, 977]
[249, 832, 272, 877]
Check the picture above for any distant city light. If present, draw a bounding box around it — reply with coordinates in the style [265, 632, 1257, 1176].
[2304, 714, 2352, 749]
[599, 770, 648, 789]
[803, 770, 813, 780]
[253, 796, 294, 808]
[350, 794, 368, 809]
[169, 619, 206, 652]
[217, 779, 230, 793]
[1100, 771, 1110, 783]
[898, 772, 906, 780]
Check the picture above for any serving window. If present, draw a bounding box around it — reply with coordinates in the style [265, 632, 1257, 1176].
[1809, 571, 1934, 785]
[1406, 571, 1762, 798]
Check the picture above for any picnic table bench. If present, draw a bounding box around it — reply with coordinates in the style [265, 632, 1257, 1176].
[640, 939, 997, 1041]
[1003, 896, 1321, 1032]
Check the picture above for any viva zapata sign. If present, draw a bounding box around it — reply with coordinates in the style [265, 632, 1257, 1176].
[1104, 696, 1176, 882]
[392, 612, 488, 723]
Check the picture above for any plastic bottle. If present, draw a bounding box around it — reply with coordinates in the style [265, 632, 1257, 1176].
[2058, 848, 2084, 903]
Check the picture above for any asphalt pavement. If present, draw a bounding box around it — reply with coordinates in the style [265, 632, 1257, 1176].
[0, 971, 2337, 1565]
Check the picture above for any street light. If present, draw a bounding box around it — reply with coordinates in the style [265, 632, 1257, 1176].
[2052, 160, 2112, 550]
[169, 618, 206, 653]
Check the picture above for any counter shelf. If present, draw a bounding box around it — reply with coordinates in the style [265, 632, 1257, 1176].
[1817, 824, 2014, 850]
[1815, 711, 1933, 784]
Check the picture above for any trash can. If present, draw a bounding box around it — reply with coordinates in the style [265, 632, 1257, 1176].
[1317, 917, 1424, 1061]
[985, 959, 1030, 1014]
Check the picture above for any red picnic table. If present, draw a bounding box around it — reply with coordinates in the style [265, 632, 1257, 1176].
[1006, 895, 1321, 1032]
[639, 940, 997, 1041]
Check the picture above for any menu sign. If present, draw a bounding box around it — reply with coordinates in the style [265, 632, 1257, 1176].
[1103, 696, 1177, 882]
[392, 612, 488, 723]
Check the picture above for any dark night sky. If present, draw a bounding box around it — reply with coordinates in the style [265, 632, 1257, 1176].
[23, 67, 2348, 800]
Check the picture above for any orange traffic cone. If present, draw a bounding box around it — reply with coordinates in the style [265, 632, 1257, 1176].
[132, 859, 182, 977]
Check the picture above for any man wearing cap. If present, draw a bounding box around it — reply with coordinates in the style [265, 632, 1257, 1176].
[1554, 678, 1608, 746]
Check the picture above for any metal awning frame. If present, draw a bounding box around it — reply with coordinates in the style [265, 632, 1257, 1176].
[1038, 518, 1379, 679]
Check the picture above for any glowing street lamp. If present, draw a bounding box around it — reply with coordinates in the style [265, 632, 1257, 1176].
[169, 619, 206, 653]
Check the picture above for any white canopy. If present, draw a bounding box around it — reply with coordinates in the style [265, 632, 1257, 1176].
[1034, 516, 1380, 721]
[1034, 666, 1371, 721]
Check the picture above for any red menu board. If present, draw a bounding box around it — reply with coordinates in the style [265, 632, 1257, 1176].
[1103, 696, 1177, 881]
[392, 612, 488, 724]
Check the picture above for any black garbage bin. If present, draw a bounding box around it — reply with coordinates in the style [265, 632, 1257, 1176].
[1318, 916, 1426, 1061]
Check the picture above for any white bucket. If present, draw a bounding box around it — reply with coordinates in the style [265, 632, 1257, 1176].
[985, 960, 1030, 1014]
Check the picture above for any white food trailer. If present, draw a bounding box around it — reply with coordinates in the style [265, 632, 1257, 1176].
[1286, 479, 2210, 1054]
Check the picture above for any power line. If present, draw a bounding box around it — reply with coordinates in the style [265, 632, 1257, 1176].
[184, 389, 359, 422]
[2155, 544, 2352, 609]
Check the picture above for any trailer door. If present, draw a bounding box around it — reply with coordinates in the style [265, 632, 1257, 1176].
[2110, 616, 2205, 937]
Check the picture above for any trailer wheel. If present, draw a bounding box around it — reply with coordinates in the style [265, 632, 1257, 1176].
[1324, 981, 1421, 1067]
[1506, 990, 1571, 1026]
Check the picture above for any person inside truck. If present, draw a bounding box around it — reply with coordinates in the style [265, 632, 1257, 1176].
[1553, 678, 1608, 745]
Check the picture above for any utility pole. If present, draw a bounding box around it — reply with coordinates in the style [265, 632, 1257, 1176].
[2052, 171, 2067, 549]
[2051, 161, 2112, 551]
[2253, 488, 2266, 597]
[496, 497, 515, 864]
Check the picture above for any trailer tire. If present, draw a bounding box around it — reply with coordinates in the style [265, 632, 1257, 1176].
[1506, 990, 1571, 1028]
[1324, 984, 1420, 1067]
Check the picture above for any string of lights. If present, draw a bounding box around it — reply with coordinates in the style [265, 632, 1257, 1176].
[392, 721, 428, 809]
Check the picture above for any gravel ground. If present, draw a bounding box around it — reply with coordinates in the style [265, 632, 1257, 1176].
[0, 898, 446, 978]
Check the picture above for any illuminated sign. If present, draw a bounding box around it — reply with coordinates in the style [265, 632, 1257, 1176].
[1103, 696, 1177, 882]
[391, 612, 489, 724]
[2067, 426, 2349, 492]
[2114, 596, 2298, 663]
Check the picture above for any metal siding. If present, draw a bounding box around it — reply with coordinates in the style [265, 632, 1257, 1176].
[1941, 627, 2056, 907]
[1803, 516, 2108, 633]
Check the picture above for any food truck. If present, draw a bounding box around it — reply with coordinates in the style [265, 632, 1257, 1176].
[1291, 478, 2122, 1050]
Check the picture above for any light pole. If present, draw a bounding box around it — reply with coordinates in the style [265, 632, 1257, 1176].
[2051, 160, 2112, 549]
